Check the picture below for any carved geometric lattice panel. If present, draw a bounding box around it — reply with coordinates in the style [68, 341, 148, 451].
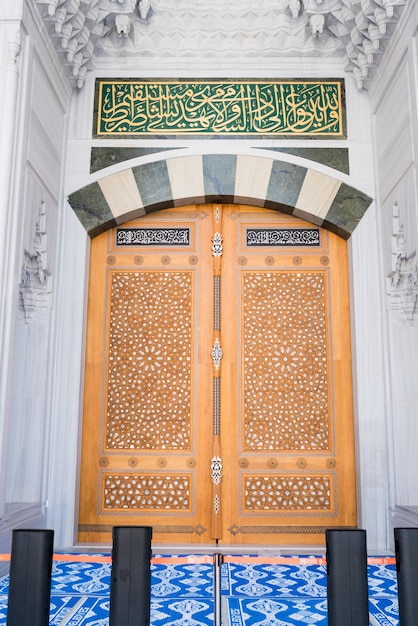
[243, 474, 332, 512]
[106, 271, 193, 450]
[102, 474, 191, 510]
[243, 271, 329, 451]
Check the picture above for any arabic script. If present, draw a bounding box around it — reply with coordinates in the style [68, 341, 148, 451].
[96, 81, 343, 136]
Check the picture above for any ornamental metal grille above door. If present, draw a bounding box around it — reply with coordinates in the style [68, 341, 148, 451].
[78, 204, 356, 545]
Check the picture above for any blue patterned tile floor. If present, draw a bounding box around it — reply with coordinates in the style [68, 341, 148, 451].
[0, 554, 399, 625]
[222, 557, 399, 625]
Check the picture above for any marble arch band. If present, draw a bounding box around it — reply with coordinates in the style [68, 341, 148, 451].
[67, 153, 373, 238]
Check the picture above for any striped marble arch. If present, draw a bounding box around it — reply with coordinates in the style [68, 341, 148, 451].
[68, 153, 373, 239]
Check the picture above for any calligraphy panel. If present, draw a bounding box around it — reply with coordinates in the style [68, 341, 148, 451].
[245, 228, 321, 247]
[96, 80, 345, 137]
[116, 227, 190, 246]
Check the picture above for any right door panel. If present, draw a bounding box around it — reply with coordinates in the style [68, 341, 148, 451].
[218, 205, 356, 545]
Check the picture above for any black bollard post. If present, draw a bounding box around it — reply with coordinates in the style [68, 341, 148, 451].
[109, 526, 152, 626]
[213, 553, 223, 626]
[326, 528, 369, 626]
[394, 527, 418, 625]
[6, 528, 54, 626]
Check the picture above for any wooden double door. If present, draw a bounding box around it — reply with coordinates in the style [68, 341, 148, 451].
[78, 204, 356, 545]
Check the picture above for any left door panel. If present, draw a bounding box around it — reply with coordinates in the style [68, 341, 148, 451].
[78, 207, 214, 545]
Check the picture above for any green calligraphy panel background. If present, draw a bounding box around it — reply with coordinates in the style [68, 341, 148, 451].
[95, 80, 345, 137]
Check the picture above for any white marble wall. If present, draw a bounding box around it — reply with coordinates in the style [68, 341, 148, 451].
[0, 0, 72, 558]
[43, 205, 89, 549]
[369, 1, 418, 547]
[349, 203, 390, 550]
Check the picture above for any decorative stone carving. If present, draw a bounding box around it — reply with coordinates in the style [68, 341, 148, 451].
[19, 202, 52, 322]
[387, 203, 418, 325]
[289, 0, 407, 89]
[309, 14, 325, 38]
[35, 0, 153, 87]
[35, 0, 406, 90]
[138, 0, 151, 19]
[102, 0, 151, 39]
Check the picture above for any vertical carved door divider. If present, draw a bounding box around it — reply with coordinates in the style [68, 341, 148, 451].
[210, 205, 223, 539]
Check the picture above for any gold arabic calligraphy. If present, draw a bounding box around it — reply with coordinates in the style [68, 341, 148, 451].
[97, 81, 343, 136]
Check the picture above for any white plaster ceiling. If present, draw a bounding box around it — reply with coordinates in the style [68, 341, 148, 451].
[35, 0, 407, 89]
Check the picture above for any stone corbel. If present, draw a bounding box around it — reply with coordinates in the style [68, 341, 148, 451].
[387, 202, 418, 325]
[19, 203, 53, 323]
[309, 13, 325, 37]
[138, 0, 151, 20]
[103, 0, 151, 38]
